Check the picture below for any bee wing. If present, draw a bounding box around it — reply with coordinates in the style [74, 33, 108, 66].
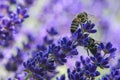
[87, 14, 99, 23]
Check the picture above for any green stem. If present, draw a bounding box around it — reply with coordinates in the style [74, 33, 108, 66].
[25, 73, 32, 80]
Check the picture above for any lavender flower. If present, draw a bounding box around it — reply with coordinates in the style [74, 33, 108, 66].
[56, 74, 65, 80]
[0, 4, 9, 15]
[0, 4, 29, 47]
[71, 29, 89, 46]
[58, 56, 100, 80]
[58, 37, 77, 55]
[101, 59, 120, 80]
[43, 36, 54, 45]
[23, 51, 57, 80]
[5, 56, 18, 71]
[23, 0, 33, 5]
[48, 43, 67, 65]
[90, 53, 109, 69]
[82, 21, 97, 33]
[5, 48, 23, 72]
[47, 27, 58, 36]
[8, 0, 16, 4]
[23, 28, 79, 79]
[23, 33, 36, 50]
[97, 42, 117, 55]
[16, 5, 29, 23]
[0, 52, 4, 59]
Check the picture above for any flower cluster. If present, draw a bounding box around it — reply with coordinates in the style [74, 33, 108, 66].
[67, 56, 100, 80]
[102, 59, 120, 80]
[5, 48, 23, 72]
[23, 16, 117, 80]
[57, 56, 100, 80]
[0, 1, 29, 47]
[23, 51, 57, 80]
[23, 27, 79, 79]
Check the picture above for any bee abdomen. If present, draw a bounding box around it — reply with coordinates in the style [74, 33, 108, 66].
[70, 19, 80, 33]
[71, 24, 79, 33]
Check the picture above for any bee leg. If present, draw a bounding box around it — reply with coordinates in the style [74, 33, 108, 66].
[86, 49, 90, 56]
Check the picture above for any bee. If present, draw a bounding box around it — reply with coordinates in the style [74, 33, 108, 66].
[85, 37, 99, 55]
[71, 12, 88, 33]
[71, 12, 98, 33]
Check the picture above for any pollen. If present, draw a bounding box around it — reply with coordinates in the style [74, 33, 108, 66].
[18, 14, 23, 19]
[2, 9, 7, 13]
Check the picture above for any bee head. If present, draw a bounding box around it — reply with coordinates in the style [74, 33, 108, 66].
[77, 12, 87, 18]
[77, 12, 88, 23]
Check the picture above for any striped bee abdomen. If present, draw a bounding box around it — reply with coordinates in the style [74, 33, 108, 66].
[71, 18, 81, 33]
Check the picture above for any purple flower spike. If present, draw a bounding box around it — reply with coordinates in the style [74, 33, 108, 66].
[66, 56, 100, 80]
[47, 27, 58, 36]
[0, 52, 4, 59]
[98, 42, 117, 54]
[16, 6, 29, 23]
[90, 53, 109, 69]
[56, 74, 66, 80]
[83, 21, 97, 33]
[0, 4, 9, 15]
[102, 59, 120, 80]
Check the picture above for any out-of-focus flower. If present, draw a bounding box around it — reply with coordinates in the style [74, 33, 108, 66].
[0, 4, 9, 15]
[0, 4, 29, 47]
[101, 59, 120, 80]
[16, 6, 29, 23]
[5, 48, 23, 72]
[5, 56, 18, 71]
[47, 27, 58, 36]
[0, 52, 4, 59]
[38, 0, 84, 36]
[8, 0, 16, 4]
[22, 33, 36, 51]
[24, 0, 35, 6]
[43, 36, 54, 45]
[56, 74, 65, 80]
